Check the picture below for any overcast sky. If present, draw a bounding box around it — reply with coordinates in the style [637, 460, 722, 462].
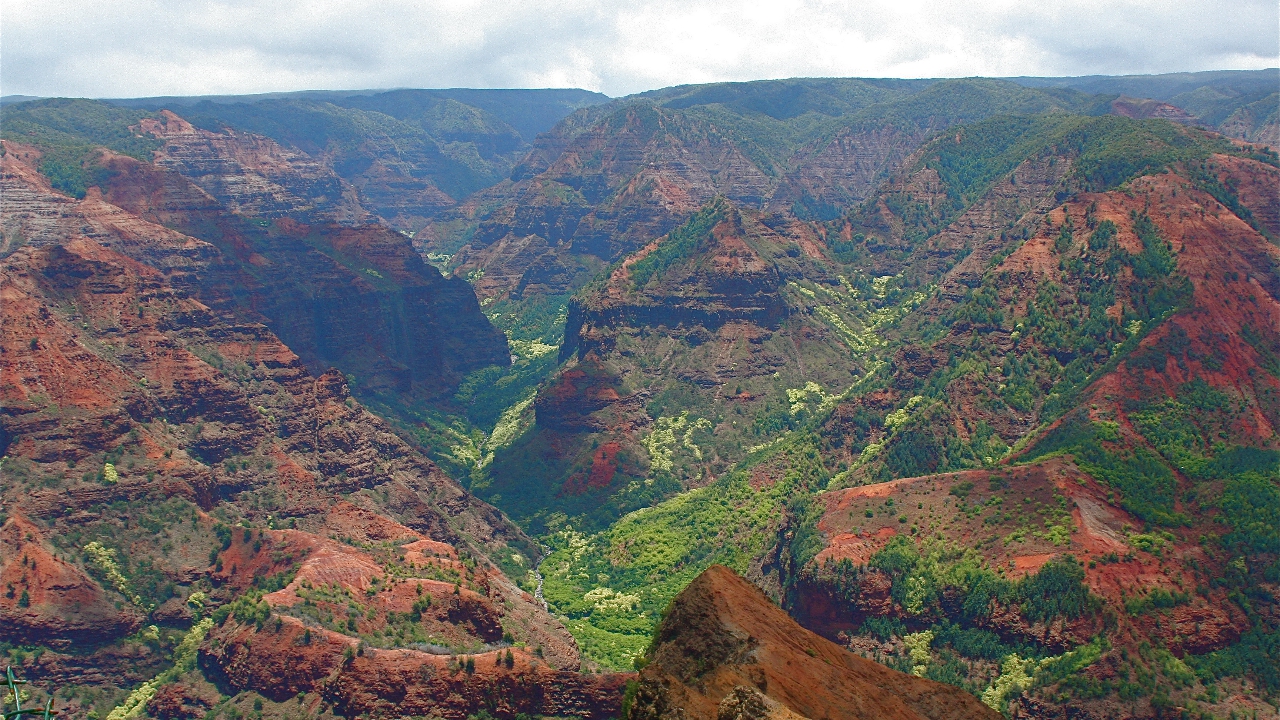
[3, 0, 1277, 98]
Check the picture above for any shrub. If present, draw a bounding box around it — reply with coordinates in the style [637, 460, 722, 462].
[1187, 625, 1280, 691]
[214, 593, 272, 628]
[1018, 556, 1100, 623]
[1219, 473, 1280, 553]
[861, 616, 905, 641]
[1088, 220, 1117, 252]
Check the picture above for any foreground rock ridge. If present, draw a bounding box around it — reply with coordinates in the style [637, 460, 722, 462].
[0, 75, 1278, 720]
[627, 565, 999, 720]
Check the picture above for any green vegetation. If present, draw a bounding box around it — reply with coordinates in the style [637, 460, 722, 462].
[1024, 414, 1186, 526]
[850, 114, 1239, 251]
[9, 78, 1280, 716]
[458, 294, 568, 428]
[815, 543, 1110, 709]
[933, 621, 1038, 661]
[56, 497, 212, 609]
[629, 199, 728, 287]
[83, 542, 143, 606]
[1242, 324, 1280, 379]
[494, 103, 1276, 692]
[1219, 473, 1280, 554]
[839, 200, 1202, 486]
[1123, 587, 1190, 616]
[1187, 625, 1280, 692]
[851, 536, 1099, 625]
[1188, 159, 1279, 243]
[1065, 118, 1234, 191]
[1018, 556, 1101, 622]
[0, 99, 163, 198]
[1126, 378, 1280, 552]
[367, 292, 570, 507]
[538, 439, 829, 669]
[212, 593, 273, 628]
[104, 617, 214, 720]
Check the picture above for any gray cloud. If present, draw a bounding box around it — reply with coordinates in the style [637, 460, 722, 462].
[3, 0, 1276, 98]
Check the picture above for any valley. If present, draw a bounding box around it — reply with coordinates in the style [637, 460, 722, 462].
[1, 70, 1278, 720]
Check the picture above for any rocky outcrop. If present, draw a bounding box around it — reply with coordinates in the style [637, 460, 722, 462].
[9, 139, 509, 414]
[147, 683, 217, 720]
[142, 111, 365, 225]
[562, 201, 810, 361]
[448, 101, 789, 299]
[626, 565, 998, 720]
[325, 649, 629, 720]
[206, 520, 575, 661]
[534, 354, 636, 433]
[717, 685, 809, 720]
[13, 641, 169, 688]
[1108, 96, 1197, 123]
[0, 143, 80, 254]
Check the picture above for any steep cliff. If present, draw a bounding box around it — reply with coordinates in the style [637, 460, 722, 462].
[140, 110, 366, 225]
[2, 141, 510, 408]
[2, 90, 609, 239]
[4, 82, 1279, 719]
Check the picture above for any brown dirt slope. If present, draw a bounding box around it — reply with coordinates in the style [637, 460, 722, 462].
[627, 565, 998, 720]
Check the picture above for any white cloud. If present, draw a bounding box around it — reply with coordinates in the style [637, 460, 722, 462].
[2, 0, 1276, 97]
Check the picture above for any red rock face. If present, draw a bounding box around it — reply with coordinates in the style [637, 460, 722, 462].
[0, 143, 585, 707]
[1035, 162, 1280, 441]
[0, 514, 140, 647]
[325, 649, 630, 720]
[629, 565, 999, 720]
[1109, 97, 1198, 124]
[190, 515, 611, 717]
[141, 111, 367, 225]
[587, 441, 623, 489]
[795, 459, 1252, 655]
[562, 204, 797, 362]
[146, 683, 215, 720]
[534, 354, 634, 432]
[201, 614, 628, 719]
[0, 142, 512, 407]
[132, 97, 543, 233]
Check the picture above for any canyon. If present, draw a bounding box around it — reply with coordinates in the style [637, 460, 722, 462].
[1, 70, 1278, 720]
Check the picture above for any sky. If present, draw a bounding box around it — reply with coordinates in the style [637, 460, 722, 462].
[3, 0, 1278, 99]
